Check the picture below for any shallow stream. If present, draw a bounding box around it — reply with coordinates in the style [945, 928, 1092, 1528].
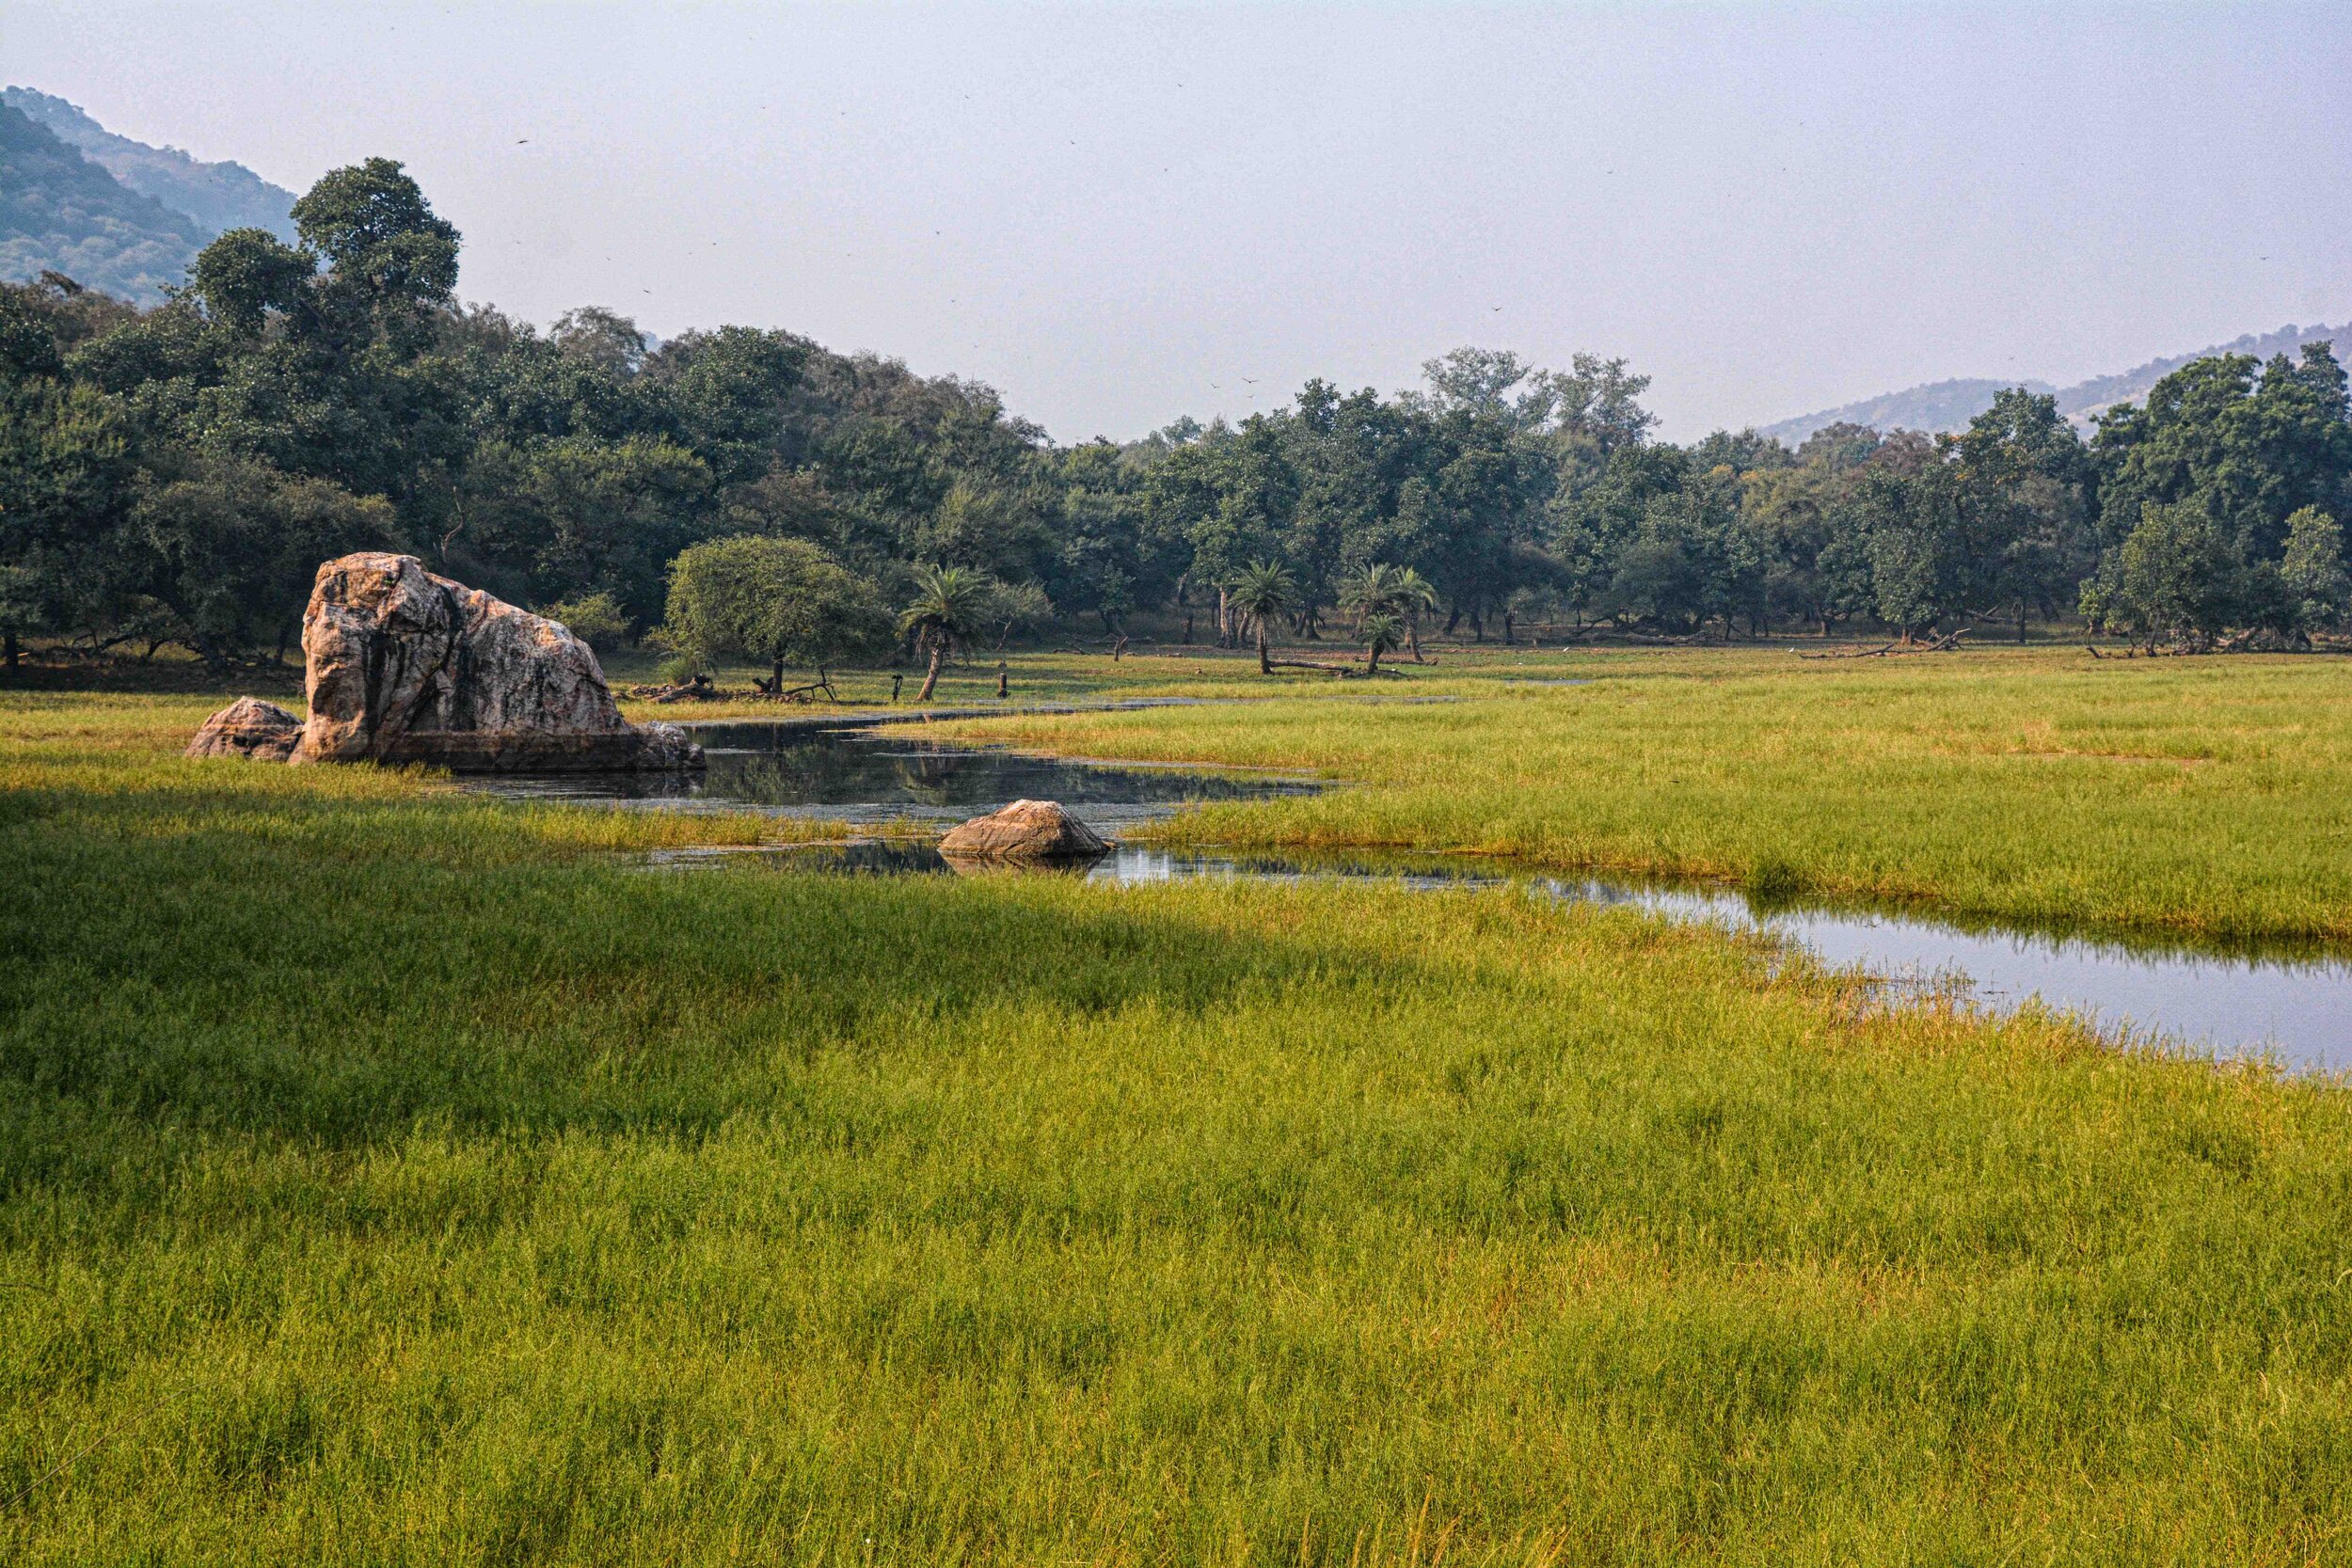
[468, 720, 2352, 1073]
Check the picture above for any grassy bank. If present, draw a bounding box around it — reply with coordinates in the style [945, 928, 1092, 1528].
[947, 644, 2352, 944]
[3, 685, 2352, 1561]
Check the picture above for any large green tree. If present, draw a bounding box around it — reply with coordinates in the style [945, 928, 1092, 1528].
[2093, 346, 2352, 562]
[2080, 500, 2249, 649]
[661, 534, 891, 695]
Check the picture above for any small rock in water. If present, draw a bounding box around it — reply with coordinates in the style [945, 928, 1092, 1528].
[632, 721, 703, 770]
[937, 800, 1109, 863]
[184, 697, 305, 762]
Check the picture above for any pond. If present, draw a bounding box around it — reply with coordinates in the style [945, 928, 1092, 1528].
[476, 721, 2352, 1074]
[463, 717, 1322, 832]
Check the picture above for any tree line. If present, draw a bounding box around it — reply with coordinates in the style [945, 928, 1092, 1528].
[6, 156, 2350, 679]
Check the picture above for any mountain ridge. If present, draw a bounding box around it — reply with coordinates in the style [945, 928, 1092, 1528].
[2, 87, 297, 242]
[0, 87, 299, 303]
[0, 101, 211, 302]
[1760, 321, 2352, 446]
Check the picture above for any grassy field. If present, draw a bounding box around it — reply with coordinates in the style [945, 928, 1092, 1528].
[5, 656, 2352, 1563]
[942, 644, 2352, 945]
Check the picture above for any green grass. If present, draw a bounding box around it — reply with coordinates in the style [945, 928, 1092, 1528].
[947, 644, 2352, 944]
[5, 665, 2352, 1562]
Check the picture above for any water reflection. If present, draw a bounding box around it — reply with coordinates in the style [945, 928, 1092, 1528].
[464, 723, 1320, 832]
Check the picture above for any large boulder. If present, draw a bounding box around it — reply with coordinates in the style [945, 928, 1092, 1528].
[185, 697, 305, 762]
[288, 552, 700, 772]
[937, 799, 1110, 863]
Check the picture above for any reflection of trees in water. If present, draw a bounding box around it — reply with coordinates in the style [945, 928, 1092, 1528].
[884, 752, 969, 807]
[513, 728, 1320, 811]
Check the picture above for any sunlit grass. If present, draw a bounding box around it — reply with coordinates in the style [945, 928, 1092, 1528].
[948, 644, 2352, 942]
[0, 689, 823, 859]
[5, 665, 2352, 1562]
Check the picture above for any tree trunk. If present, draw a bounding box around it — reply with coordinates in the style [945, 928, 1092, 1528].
[915, 641, 944, 702]
[1407, 619, 1425, 663]
[1502, 611, 1515, 645]
[1256, 621, 1271, 674]
[1444, 606, 1461, 636]
[772, 656, 787, 693]
[1366, 641, 1382, 675]
[1218, 588, 1232, 648]
[1183, 613, 1194, 644]
[3, 631, 16, 671]
[2017, 607, 2027, 643]
[996, 662, 1009, 698]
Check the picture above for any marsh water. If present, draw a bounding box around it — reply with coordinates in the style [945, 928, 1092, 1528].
[465, 716, 1322, 832]
[472, 721, 2352, 1073]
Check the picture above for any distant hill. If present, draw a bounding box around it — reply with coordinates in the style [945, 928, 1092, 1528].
[2, 87, 296, 242]
[1760, 321, 2352, 447]
[0, 101, 210, 302]
[0, 87, 300, 303]
[1757, 378, 2053, 446]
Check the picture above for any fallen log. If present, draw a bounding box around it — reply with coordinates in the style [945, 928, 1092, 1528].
[1798, 629, 1968, 660]
[628, 677, 723, 703]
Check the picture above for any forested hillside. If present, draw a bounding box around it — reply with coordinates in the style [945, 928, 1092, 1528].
[5, 157, 2349, 676]
[0, 103, 210, 304]
[2, 87, 297, 242]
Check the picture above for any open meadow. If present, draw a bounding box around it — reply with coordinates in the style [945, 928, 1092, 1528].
[946, 643, 2352, 945]
[4, 648, 2352, 1563]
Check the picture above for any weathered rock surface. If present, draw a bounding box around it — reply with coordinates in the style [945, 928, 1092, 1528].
[937, 799, 1110, 863]
[184, 697, 305, 762]
[286, 552, 701, 772]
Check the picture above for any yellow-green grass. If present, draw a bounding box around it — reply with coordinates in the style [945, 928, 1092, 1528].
[946, 645, 2352, 945]
[4, 689, 2352, 1562]
[0, 689, 827, 861]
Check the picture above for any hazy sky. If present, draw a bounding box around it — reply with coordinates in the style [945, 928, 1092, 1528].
[9, 3, 2348, 441]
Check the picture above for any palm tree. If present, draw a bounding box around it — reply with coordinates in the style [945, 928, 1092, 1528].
[1340, 562, 1439, 662]
[898, 563, 990, 702]
[1360, 610, 1405, 675]
[1389, 566, 1439, 662]
[1226, 561, 1300, 675]
[1337, 563, 1401, 634]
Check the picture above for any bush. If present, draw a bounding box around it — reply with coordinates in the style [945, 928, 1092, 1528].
[538, 591, 631, 651]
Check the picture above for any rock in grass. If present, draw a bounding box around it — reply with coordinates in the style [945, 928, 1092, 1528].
[938, 800, 1109, 863]
[184, 696, 305, 762]
[290, 552, 703, 773]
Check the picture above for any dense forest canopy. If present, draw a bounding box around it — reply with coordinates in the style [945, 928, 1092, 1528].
[4, 158, 2349, 674]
